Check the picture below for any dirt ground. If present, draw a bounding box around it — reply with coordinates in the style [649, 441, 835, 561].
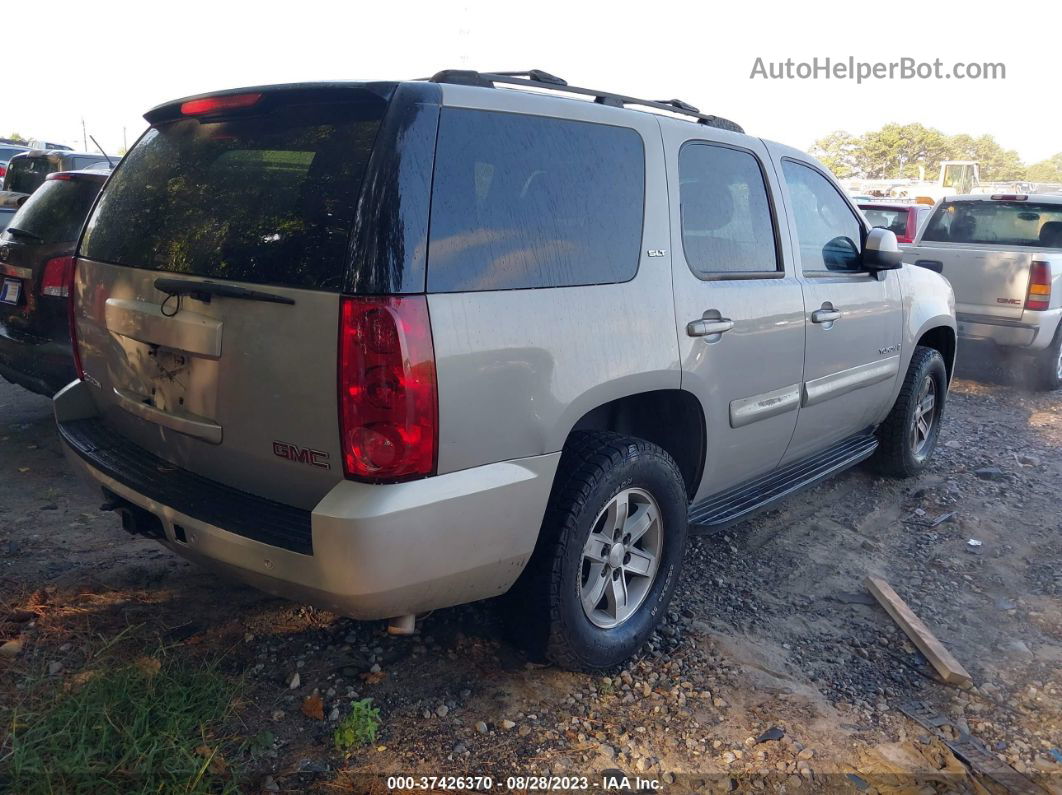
[1, 351, 1060, 793]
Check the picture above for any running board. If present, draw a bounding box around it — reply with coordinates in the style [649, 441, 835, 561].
[688, 433, 878, 533]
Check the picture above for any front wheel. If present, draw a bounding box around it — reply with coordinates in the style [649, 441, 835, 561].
[873, 346, 948, 477]
[509, 432, 689, 671]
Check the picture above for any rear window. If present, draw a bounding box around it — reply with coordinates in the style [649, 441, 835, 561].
[0, 146, 28, 161]
[427, 109, 645, 292]
[6, 178, 101, 244]
[922, 201, 1062, 248]
[860, 206, 909, 237]
[4, 156, 57, 193]
[80, 99, 384, 290]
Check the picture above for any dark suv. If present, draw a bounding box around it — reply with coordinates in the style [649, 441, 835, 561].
[0, 169, 110, 395]
[3, 150, 114, 195]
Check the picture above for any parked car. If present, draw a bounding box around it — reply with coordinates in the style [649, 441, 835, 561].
[27, 139, 74, 151]
[54, 71, 956, 670]
[0, 143, 31, 183]
[2, 149, 115, 194]
[0, 190, 30, 233]
[0, 169, 110, 395]
[905, 194, 1062, 389]
[859, 202, 933, 245]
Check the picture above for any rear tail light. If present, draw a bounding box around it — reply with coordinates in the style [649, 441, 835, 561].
[41, 255, 74, 297]
[338, 296, 437, 481]
[1025, 261, 1052, 311]
[46, 173, 74, 181]
[0, 164, 6, 179]
[180, 92, 262, 116]
[67, 257, 84, 379]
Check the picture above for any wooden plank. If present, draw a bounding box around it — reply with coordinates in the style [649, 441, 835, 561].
[864, 576, 973, 687]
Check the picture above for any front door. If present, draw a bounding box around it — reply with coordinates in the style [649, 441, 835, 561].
[774, 156, 903, 463]
[665, 134, 806, 501]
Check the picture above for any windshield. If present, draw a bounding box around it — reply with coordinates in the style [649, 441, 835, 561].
[80, 97, 384, 291]
[922, 201, 1062, 248]
[6, 178, 102, 244]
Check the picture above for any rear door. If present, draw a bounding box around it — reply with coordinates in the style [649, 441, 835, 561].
[915, 199, 1062, 319]
[665, 130, 806, 499]
[74, 87, 391, 509]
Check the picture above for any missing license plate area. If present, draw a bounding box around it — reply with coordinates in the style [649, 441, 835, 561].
[0, 278, 21, 305]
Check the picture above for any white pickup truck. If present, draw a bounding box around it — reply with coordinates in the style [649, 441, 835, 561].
[904, 194, 1062, 389]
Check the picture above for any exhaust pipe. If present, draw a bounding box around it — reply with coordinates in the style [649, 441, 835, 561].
[387, 615, 416, 636]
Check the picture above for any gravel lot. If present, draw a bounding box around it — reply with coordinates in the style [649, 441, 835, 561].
[1, 351, 1060, 793]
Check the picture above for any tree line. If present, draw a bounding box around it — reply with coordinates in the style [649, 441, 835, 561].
[812, 123, 1061, 184]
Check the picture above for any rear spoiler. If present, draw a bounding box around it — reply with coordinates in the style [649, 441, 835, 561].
[144, 81, 398, 124]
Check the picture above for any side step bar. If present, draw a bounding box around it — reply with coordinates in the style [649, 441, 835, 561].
[688, 433, 878, 533]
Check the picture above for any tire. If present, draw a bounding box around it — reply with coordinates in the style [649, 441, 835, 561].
[1033, 326, 1062, 391]
[508, 432, 689, 671]
[873, 346, 948, 477]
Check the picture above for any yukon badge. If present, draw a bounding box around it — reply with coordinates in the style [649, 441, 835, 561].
[273, 441, 331, 470]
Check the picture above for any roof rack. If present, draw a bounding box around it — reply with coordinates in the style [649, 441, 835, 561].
[427, 69, 744, 134]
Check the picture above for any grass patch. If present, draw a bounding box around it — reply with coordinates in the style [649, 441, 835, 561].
[5, 654, 240, 794]
[334, 698, 381, 753]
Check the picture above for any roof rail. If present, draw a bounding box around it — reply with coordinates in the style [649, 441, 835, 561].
[426, 69, 744, 134]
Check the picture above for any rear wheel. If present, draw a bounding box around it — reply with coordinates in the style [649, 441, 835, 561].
[873, 346, 948, 477]
[509, 432, 688, 671]
[1033, 327, 1062, 391]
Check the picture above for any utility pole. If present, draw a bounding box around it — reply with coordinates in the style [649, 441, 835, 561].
[81, 118, 87, 151]
[123, 127, 127, 153]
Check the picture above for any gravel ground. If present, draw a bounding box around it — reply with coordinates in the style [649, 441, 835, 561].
[1, 349, 1059, 793]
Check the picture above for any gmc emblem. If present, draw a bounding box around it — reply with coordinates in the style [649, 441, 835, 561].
[273, 441, 331, 470]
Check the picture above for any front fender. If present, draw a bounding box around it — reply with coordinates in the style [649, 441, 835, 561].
[886, 264, 957, 408]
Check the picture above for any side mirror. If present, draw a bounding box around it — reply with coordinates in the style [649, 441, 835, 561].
[863, 227, 903, 271]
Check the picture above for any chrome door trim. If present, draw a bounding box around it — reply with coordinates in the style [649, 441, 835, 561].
[801, 356, 900, 408]
[729, 383, 801, 428]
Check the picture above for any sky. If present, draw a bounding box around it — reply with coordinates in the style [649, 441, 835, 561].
[5, 0, 1059, 164]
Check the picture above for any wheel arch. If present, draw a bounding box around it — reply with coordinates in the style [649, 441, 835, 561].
[566, 389, 705, 500]
[916, 324, 957, 383]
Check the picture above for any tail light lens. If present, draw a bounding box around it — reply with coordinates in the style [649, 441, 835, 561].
[181, 92, 262, 116]
[67, 257, 84, 379]
[0, 164, 6, 179]
[1025, 261, 1052, 311]
[338, 296, 437, 481]
[41, 255, 75, 297]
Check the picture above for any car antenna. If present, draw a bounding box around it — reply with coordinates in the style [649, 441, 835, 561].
[88, 135, 114, 168]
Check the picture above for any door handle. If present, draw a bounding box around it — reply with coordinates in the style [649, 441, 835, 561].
[686, 318, 734, 337]
[811, 308, 841, 324]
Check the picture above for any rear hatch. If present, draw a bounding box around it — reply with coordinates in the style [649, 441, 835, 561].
[74, 85, 393, 509]
[916, 198, 1062, 319]
[0, 175, 103, 339]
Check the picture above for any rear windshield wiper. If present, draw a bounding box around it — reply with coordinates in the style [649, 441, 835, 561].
[153, 278, 295, 306]
[5, 227, 42, 242]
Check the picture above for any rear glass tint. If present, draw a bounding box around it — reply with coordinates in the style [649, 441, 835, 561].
[5, 156, 57, 193]
[427, 109, 645, 292]
[922, 201, 1062, 248]
[7, 178, 101, 244]
[80, 99, 384, 290]
[860, 206, 909, 237]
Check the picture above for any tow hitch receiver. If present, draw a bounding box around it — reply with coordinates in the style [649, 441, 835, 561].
[100, 490, 166, 541]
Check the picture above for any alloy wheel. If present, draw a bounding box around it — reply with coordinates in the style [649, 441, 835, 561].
[579, 488, 663, 629]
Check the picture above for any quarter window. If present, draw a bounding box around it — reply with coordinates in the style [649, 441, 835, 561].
[782, 160, 864, 273]
[427, 109, 645, 292]
[679, 144, 778, 276]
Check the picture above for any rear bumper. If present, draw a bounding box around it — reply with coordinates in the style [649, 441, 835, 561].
[956, 308, 1061, 351]
[54, 381, 558, 619]
[0, 324, 74, 396]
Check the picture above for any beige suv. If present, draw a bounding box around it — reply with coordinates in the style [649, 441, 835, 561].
[55, 70, 956, 669]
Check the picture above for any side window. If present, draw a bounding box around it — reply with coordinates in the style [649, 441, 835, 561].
[782, 160, 864, 273]
[679, 144, 779, 276]
[427, 108, 645, 292]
